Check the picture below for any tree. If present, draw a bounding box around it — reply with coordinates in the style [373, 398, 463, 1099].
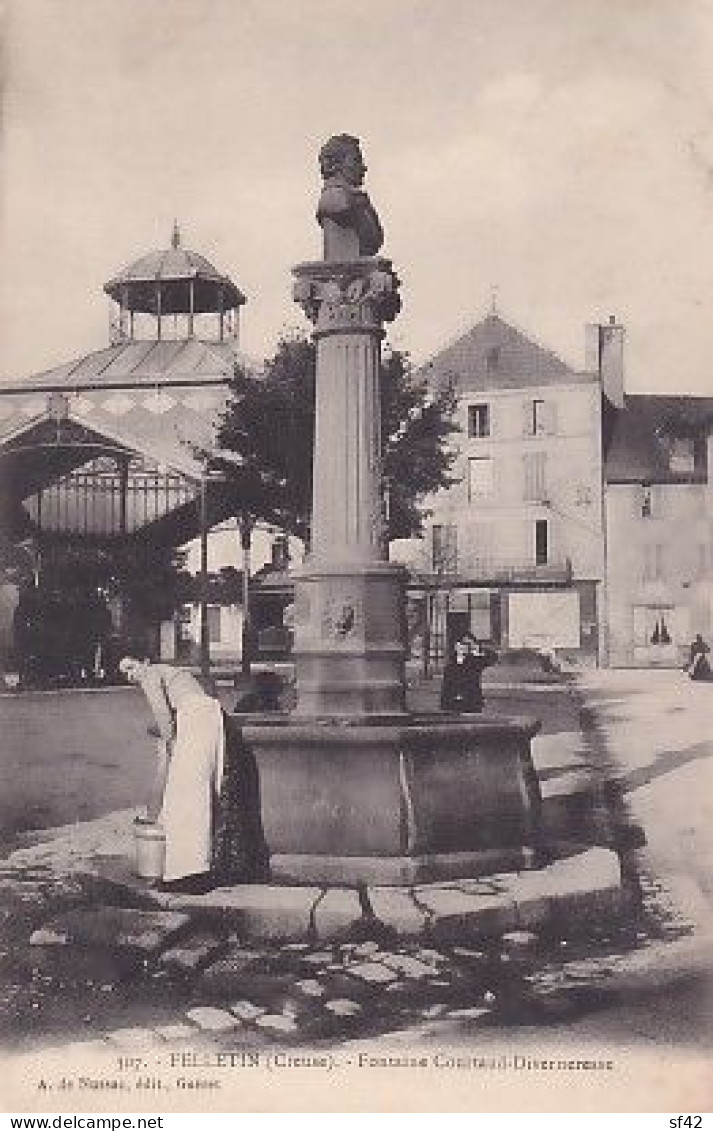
[380, 347, 460, 540]
[209, 333, 458, 671]
[213, 332, 459, 545]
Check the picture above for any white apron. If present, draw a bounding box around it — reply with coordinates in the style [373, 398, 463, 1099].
[159, 694, 225, 881]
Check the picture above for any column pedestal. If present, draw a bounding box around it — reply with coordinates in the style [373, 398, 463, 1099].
[292, 561, 406, 717]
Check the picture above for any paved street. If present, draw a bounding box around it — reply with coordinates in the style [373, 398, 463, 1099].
[0, 668, 710, 1061]
[397, 667, 713, 1051]
[579, 668, 713, 920]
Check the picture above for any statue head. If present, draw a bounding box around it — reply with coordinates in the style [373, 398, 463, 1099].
[318, 134, 367, 188]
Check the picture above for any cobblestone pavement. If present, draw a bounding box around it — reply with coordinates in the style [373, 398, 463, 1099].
[0, 851, 694, 1057]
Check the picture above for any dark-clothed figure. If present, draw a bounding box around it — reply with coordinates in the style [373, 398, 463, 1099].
[440, 633, 498, 713]
[687, 634, 712, 681]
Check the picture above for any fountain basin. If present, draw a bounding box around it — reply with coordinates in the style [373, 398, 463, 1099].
[229, 712, 543, 886]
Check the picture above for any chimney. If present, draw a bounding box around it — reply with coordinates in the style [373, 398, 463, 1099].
[586, 315, 625, 408]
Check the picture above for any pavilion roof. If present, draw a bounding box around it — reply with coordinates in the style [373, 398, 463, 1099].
[104, 239, 246, 313]
[0, 338, 251, 393]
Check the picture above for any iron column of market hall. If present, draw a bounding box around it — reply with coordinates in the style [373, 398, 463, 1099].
[291, 134, 405, 716]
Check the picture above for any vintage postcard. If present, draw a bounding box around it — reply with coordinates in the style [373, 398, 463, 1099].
[0, 0, 711, 1115]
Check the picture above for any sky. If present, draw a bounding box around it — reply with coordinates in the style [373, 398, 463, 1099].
[2, 0, 713, 393]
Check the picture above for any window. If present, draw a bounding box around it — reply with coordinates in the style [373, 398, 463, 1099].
[523, 452, 547, 501]
[649, 612, 672, 646]
[470, 590, 493, 640]
[432, 523, 458, 573]
[669, 438, 695, 476]
[468, 402, 490, 438]
[633, 606, 674, 648]
[523, 398, 557, 436]
[207, 605, 222, 644]
[468, 456, 494, 501]
[467, 523, 494, 574]
[535, 519, 549, 565]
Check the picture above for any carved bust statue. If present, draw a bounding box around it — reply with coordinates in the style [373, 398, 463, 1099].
[316, 134, 384, 262]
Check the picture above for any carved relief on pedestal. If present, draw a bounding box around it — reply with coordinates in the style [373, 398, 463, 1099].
[320, 592, 363, 641]
[293, 260, 401, 330]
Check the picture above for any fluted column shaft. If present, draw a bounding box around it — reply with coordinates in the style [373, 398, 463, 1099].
[311, 328, 384, 564]
[290, 257, 405, 717]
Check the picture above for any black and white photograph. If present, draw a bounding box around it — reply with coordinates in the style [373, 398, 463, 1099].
[0, 0, 711, 1115]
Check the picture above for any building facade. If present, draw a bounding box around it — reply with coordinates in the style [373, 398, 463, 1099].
[395, 313, 606, 661]
[395, 309, 713, 670]
[604, 396, 713, 667]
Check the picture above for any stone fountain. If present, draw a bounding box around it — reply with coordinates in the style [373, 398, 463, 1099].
[241, 136, 541, 885]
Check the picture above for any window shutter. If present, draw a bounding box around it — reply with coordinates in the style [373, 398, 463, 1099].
[523, 453, 547, 501]
[538, 452, 547, 499]
[546, 401, 558, 435]
[522, 400, 533, 436]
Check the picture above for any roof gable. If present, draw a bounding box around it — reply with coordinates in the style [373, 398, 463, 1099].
[421, 313, 587, 393]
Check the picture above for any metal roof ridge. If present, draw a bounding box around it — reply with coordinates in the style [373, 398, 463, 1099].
[124, 339, 158, 376]
[162, 337, 193, 375]
[46, 345, 116, 387]
[200, 339, 239, 373]
[82, 341, 132, 383]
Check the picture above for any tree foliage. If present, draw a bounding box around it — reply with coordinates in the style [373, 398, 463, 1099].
[212, 333, 459, 544]
[380, 346, 459, 539]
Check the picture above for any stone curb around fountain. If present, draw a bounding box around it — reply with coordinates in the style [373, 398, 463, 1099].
[139, 845, 623, 944]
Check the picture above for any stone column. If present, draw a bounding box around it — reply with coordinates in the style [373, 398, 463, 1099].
[291, 257, 406, 716]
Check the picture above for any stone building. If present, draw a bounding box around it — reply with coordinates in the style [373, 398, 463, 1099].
[604, 394, 713, 666]
[395, 312, 608, 662]
[397, 308, 713, 670]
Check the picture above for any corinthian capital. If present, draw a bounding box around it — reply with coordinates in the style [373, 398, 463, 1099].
[292, 258, 401, 329]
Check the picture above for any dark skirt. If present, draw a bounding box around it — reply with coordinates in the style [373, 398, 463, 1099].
[211, 714, 271, 884]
